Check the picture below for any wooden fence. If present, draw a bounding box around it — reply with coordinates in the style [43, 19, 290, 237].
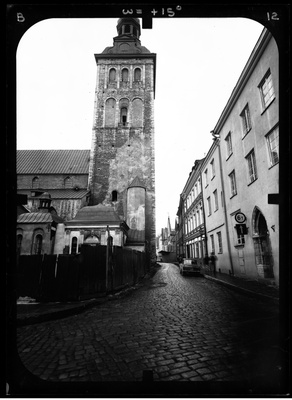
[16, 245, 146, 302]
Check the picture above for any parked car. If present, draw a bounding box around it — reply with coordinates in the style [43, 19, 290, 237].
[179, 258, 201, 276]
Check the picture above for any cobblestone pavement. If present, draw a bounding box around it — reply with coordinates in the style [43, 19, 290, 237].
[16, 263, 282, 393]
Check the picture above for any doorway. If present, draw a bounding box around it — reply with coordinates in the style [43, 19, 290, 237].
[252, 207, 274, 279]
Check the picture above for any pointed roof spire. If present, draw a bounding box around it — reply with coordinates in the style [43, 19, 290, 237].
[128, 176, 146, 189]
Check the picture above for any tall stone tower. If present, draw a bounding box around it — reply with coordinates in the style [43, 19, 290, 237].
[88, 18, 156, 262]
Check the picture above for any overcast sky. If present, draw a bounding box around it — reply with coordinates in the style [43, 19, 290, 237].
[16, 17, 264, 233]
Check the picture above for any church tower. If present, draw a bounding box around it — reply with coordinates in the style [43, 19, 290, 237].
[88, 18, 156, 262]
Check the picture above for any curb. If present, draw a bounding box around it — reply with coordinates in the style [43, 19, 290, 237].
[17, 273, 155, 326]
[204, 274, 279, 304]
[17, 298, 108, 326]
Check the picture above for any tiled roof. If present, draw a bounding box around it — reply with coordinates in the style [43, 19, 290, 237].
[66, 204, 121, 226]
[17, 189, 90, 200]
[17, 150, 90, 174]
[17, 212, 53, 224]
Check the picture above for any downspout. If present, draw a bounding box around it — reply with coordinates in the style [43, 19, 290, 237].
[200, 169, 209, 259]
[212, 132, 234, 276]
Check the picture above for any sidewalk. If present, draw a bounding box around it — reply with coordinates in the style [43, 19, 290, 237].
[204, 272, 279, 303]
[16, 267, 279, 326]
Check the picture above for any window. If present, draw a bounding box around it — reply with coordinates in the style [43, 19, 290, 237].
[229, 170, 237, 197]
[266, 126, 279, 166]
[121, 68, 129, 82]
[33, 234, 43, 255]
[196, 209, 200, 226]
[105, 98, 116, 127]
[71, 237, 78, 255]
[240, 104, 251, 136]
[134, 68, 141, 81]
[210, 159, 215, 178]
[112, 190, 118, 202]
[207, 196, 212, 215]
[204, 169, 208, 187]
[217, 232, 223, 253]
[121, 107, 128, 125]
[213, 189, 218, 211]
[64, 176, 72, 188]
[109, 68, 116, 82]
[32, 176, 39, 189]
[225, 132, 232, 158]
[210, 234, 215, 253]
[246, 150, 258, 183]
[259, 69, 275, 109]
[17, 234, 22, 256]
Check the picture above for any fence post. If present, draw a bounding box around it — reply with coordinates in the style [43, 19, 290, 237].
[106, 225, 113, 292]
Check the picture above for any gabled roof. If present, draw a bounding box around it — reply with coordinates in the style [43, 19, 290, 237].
[17, 150, 90, 174]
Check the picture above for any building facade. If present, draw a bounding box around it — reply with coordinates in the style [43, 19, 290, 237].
[87, 17, 156, 262]
[201, 141, 233, 275]
[179, 159, 207, 267]
[212, 28, 279, 284]
[175, 27, 279, 285]
[17, 193, 63, 255]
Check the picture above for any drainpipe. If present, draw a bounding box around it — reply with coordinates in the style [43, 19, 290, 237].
[212, 132, 234, 276]
[200, 172, 208, 259]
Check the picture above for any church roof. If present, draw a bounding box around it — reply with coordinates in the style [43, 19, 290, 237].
[17, 212, 63, 224]
[17, 150, 90, 174]
[17, 189, 90, 200]
[66, 204, 122, 226]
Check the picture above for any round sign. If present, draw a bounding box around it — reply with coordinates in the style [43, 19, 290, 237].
[235, 212, 246, 223]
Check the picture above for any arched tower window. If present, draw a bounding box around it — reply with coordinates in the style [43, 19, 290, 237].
[134, 67, 141, 82]
[121, 68, 129, 82]
[132, 98, 143, 127]
[121, 107, 128, 125]
[109, 68, 116, 82]
[119, 98, 129, 126]
[105, 98, 116, 127]
[32, 176, 39, 189]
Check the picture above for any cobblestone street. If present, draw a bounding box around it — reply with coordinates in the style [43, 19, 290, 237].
[16, 263, 282, 394]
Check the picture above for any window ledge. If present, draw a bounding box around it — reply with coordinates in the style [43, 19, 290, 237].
[242, 128, 252, 140]
[261, 97, 276, 115]
[268, 161, 279, 170]
[226, 153, 233, 161]
[247, 177, 258, 187]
